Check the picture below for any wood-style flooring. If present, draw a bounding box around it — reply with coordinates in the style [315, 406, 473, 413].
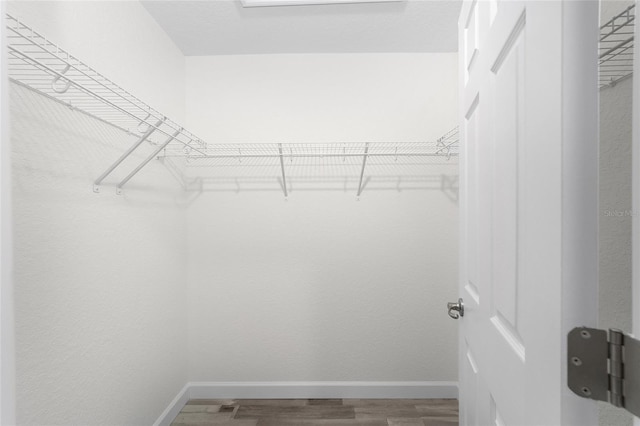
[171, 398, 458, 426]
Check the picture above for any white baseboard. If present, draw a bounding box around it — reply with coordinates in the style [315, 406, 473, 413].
[189, 381, 458, 399]
[154, 381, 458, 425]
[153, 384, 190, 426]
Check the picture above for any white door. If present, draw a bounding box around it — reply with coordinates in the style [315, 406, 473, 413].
[458, 1, 600, 425]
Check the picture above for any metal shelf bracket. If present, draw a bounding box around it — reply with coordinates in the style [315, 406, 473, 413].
[356, 143, 370, 198]
[93, 117, 165, 191]
[116, 128, 182, 193]
[278, 143, 288, 198]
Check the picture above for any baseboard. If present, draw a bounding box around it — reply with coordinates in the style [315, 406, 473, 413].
[153, 383, 190, 426]
[189, 381, 458, 399]
[154, 381, 458, 424]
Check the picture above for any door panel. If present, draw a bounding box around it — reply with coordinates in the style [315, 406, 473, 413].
[462, 342, 479, 425]
[464, 95, 480, 305]
[464, 0, 479, 84]
[491, 16, 524, 357]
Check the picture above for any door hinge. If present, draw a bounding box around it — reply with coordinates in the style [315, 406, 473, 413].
[568, 327, 640, 417]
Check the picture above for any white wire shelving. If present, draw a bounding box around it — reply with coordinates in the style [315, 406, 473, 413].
[600, 4, 636, 88]
[5, 13, 458, 197]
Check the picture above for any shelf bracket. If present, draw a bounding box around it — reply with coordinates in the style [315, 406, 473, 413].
[116, 127, 182, 194]
[278, 143, 288, 198]
[356, 143, 370, 197]
[93, 117, 165, 193]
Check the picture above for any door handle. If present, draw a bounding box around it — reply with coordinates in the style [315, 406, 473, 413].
[447, 298, 464, 319]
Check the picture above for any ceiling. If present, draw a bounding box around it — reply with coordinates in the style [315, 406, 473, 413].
[141, 0, 462, 56]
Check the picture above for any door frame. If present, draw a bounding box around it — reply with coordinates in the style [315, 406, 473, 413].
[1, 0, 16, 422]
[560, 2, 600, 423]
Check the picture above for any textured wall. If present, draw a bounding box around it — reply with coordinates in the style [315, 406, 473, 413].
[11, 82, 188, 426]
[187, 191, 459, 383]
[599, 78, 633, 332]
[7, 2, 189, 424]
[598, 57, 634, 426]
[185, 53, 458, 144]
[597, 2, 634, 425]
[185, 53, 459, 383]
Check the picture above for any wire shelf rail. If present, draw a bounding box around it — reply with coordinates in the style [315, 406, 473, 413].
[600, 4, 635, 88]
[5, 13, 458, 196]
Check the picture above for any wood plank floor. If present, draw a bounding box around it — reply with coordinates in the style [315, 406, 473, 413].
[171, 398, 458, 426]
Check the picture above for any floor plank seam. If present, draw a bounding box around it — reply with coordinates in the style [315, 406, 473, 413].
[170, 398, 458, 426]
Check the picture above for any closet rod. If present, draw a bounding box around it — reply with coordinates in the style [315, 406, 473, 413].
[158, 152, 458, 159]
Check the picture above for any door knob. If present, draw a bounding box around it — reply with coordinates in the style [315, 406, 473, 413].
[447, 298, 464, 319]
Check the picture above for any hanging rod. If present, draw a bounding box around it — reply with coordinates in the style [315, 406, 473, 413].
[599, 4, 635, 88]
[159, 152, 455, 159]
[5, 13, 458, 197]
[157, 137, 459, 164]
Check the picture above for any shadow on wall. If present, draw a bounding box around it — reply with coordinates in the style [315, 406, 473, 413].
[161, 154, 460, 204]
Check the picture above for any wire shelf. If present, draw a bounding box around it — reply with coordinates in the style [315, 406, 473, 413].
[163, 139, 458, 163]
[5, 13, 458, 196]
[5, 14, 206, 152]
[600, 4, 636, 88]
[166, 136, 459, 197]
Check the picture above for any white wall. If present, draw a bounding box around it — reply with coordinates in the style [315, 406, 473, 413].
[598, 2, 635, 425]
[185, 53, 459, 385]
[6, 0, 186, 123]
[598, 74, 634, 426]
[6, 5, 460, 419]
[7, 2, 189, 424]
[186, 54, 458, 143]
[599, 77, 633, 333]
[187, 191, 459, 384]
[11, 82, 188, 426]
